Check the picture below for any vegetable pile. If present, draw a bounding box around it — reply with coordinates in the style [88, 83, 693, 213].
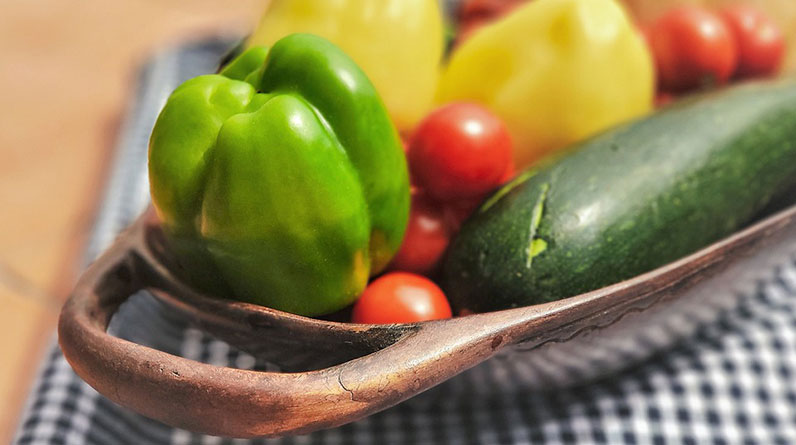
[148, 0, 792, 324]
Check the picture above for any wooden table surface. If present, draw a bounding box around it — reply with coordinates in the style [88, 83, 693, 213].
[0, 0, 266, 441]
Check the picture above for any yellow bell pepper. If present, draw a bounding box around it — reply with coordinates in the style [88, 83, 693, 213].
[437, 0, 654, 169]
[248, 0, 445, 132]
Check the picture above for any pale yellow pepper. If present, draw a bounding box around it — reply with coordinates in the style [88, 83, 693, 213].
[248, 0, 444, 132]
[437, 0, 654, 169]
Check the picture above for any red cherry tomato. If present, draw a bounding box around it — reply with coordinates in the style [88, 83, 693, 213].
[442, 164, 515, 232]
[719, 5, 785, 79]
[499, 164, 515, 184]
[459, 0, 525, 20]
[442, 195, 484, 233]
[389, 191, 451, 275]
[408, 103, 513, 202]
[649, 6, 738, 92]
[352, 272, 452, 324]
[456, 16, 492, 46]
[655, 92, 675, 108]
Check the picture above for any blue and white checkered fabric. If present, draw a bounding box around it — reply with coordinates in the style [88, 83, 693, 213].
[13, 38, 796, 445]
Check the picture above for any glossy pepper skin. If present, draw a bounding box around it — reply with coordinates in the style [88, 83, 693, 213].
[437, 0, 654, 169]
[148, 34, 410, 316]
[247, 0, 444, 132]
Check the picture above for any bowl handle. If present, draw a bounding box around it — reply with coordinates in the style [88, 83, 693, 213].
[58, 222, 522, 438]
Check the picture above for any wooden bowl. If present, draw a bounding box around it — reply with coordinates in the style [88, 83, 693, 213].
[58, 204, 796, 438]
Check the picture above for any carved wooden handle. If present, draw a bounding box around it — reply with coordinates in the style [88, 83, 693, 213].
[57, 224, 521, 438]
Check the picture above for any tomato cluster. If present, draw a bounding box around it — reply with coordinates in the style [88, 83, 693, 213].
[352, 103, 514, 324]
[644, 4, 784, 97]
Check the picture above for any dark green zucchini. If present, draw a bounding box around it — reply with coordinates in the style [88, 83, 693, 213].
[441, 80, 796, 313]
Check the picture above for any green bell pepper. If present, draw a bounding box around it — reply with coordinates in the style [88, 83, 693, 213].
[148, 34, 410, 316]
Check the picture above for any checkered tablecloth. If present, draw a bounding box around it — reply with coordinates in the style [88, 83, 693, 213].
[13, 38, 796, 445]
